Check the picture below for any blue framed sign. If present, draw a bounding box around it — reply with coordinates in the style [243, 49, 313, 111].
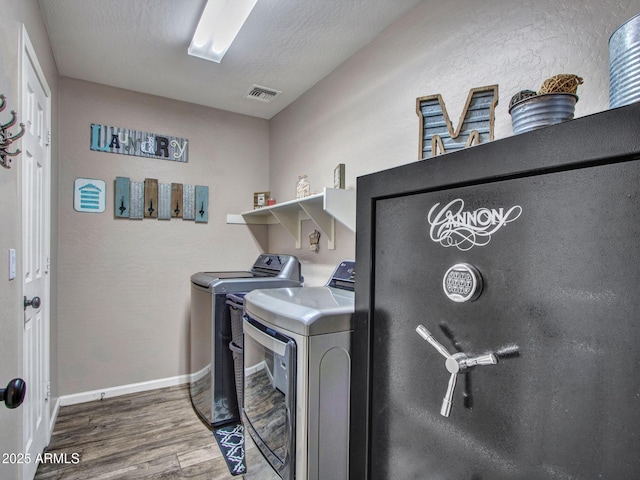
[74, 178, 106, 213]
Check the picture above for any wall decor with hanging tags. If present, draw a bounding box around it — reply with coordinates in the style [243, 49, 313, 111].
[113, 176, 208, 223]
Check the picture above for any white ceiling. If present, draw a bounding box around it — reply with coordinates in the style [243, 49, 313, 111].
[38, 0, 424, 119]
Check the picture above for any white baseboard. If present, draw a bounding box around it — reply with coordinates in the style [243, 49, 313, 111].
[245, 360, 265, 376]
[59, 373, 191, 407]
[190, 364, 210, 383]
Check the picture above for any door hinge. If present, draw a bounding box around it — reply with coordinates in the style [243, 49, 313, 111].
[46, 130, 51, 147]
[45, 381, 50, 401]
[46, 257, 50, 273]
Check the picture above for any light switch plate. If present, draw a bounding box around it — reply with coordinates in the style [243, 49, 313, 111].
[8, 249, 16, 280]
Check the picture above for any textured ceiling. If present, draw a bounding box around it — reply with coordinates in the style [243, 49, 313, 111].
[38, 0, 424, 119]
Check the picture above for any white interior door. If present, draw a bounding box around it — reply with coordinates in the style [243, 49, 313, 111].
[21, 25, 51, 480]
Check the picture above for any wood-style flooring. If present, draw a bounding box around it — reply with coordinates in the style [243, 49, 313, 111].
[34, 384, 261, 479]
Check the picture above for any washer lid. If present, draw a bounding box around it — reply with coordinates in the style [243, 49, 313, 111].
[191, 271, 254, 288]
[244, 286, 354, 336]
[191, 271, 302, 293]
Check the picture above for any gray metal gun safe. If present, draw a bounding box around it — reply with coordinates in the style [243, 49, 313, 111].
[350, 103, 640, 479]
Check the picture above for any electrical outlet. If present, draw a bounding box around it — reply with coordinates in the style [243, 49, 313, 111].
[8, 249, 16, 280]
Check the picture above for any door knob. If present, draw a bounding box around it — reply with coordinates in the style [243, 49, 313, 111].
[416, 325, 497, 417]
[24, 296, 41, 310]
[1, 378, 26, 409]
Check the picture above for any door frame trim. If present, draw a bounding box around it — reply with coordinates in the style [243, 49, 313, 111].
[20, 23, 52, 479]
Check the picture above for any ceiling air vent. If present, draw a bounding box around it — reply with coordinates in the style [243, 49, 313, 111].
[245, 85, 282, 103]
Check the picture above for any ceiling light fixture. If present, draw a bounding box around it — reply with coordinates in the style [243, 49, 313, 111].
[188, 0, 258, 63]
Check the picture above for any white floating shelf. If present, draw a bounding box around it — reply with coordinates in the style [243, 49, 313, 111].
[226, 188, 355, 249]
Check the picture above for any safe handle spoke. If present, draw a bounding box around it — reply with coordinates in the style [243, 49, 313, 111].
[416, 324, 498, 418]
[416, 324, 451, 359]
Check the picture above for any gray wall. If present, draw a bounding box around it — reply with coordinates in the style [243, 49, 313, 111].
[0, 0, 58, 478]
[56, 78, 269, 395]
[268, 0, 640, 284]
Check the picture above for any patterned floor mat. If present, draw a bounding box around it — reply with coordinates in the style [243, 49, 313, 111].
[213, 423, 246, 476]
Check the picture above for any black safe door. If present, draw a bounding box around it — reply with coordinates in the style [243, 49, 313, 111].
[367, 160, 640, 479]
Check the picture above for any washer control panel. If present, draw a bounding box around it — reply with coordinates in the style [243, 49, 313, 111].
[443, 263, 482, 302]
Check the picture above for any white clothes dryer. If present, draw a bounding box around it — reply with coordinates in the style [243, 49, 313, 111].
[242, 261, 355, 480]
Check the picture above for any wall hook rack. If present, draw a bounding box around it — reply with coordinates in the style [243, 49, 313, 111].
[0, 94, 26, 169]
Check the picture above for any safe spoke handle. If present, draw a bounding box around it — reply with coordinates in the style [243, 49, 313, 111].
[416, 324, 451, 359]
[441, 372, 457, 417]
[461, 353, 497, 368]
[416, 324, 498, 417]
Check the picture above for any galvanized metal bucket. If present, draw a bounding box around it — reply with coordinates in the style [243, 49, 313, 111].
[610, 13, 640, 108]
[508, 93, 577, 134]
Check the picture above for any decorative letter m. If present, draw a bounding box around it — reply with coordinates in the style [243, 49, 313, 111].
[416, 85, 498, 159]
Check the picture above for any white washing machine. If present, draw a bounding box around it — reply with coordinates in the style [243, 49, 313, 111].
[242, 260, 355, 480]
[189, 254, 303, 429]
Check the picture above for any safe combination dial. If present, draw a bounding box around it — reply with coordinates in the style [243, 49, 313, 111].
[442, 263, 482, 302]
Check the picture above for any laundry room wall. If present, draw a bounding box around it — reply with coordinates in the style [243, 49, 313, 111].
[0, 0, 59, 476]
[268, 0, 640, 285]
[57, 77, 269, 396]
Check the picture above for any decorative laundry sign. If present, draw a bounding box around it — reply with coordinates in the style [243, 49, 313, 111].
[74, 178, 106, 213]
[90, 123, 189, 163]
